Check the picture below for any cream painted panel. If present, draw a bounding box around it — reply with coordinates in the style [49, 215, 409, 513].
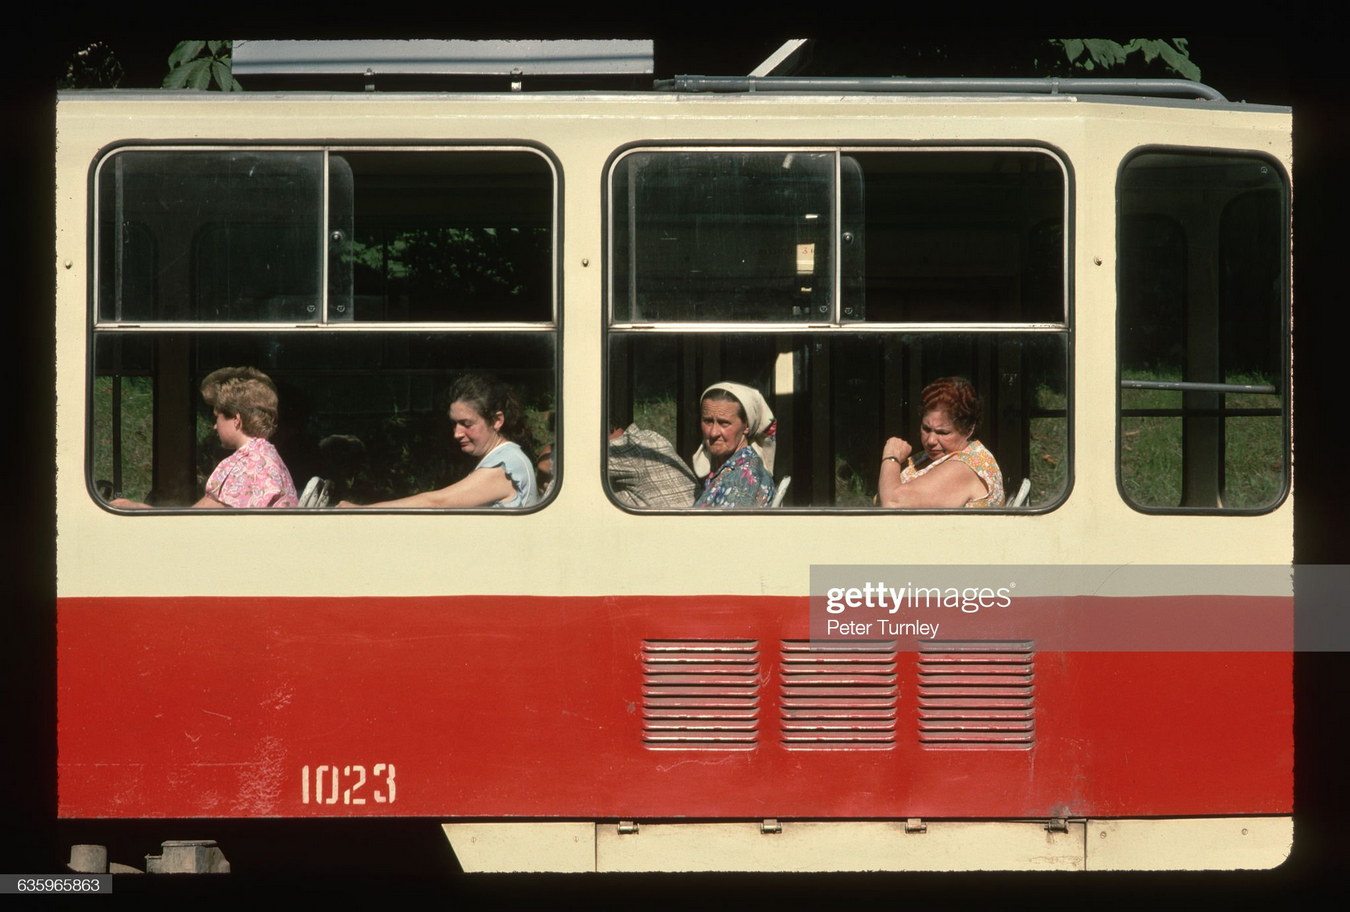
[1086, 816, 1293, 871]
[56, 94, 1291, 599]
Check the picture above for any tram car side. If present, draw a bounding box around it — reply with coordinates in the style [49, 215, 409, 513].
[55, 84, 1292, 871]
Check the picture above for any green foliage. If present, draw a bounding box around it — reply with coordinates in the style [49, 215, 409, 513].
[163, 40, 242, 92]
[346, 228, 547, 299]
[1055, 39, 1201, 81]
[1028, 386, 1068, 507]
[92, 376, 153, 501]
[58, 42, 124, 89]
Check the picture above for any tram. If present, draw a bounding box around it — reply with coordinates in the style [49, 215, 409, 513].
[55, 56, 1292, 872]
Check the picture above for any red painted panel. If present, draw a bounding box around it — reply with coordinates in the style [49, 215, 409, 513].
[57, 596, 1292, 818]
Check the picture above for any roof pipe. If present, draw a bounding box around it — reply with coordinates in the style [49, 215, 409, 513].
[654, 76, 1227, 102]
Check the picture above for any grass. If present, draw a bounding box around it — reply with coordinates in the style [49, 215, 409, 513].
[1028, 386, 1068, 507]
[92, 376, 155, 502]
[1119, 370, 1284, 509]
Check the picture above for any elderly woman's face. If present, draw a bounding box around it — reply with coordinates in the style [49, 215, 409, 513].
[450, 400, 504, 459]
[920, 408, 972, 461]
[701, 398, 749, 464]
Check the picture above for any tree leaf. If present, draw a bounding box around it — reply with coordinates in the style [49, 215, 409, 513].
[1126, 38, 1160, 63]
[185, 58, 212, 90]
[1083, 39, 1128, 69]
[211, 59, 241, 92]
[1061, 38, 1085, 62]
[162, 59, 196, 89]
[167, 41, 205, 69]
[1156, 42, 1201, 81]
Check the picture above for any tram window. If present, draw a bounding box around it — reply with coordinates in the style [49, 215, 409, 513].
[607, 147, 1069, 510]
[98, 151, 325, 323]
[611, 148, 1064, 325]
[92, 147, 557, 510]
[1117, 151, 1289, 512]
[98, 149, 553, 324]
[608, 333, 1067, 509]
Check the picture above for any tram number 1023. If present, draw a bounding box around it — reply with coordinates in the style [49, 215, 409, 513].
[301, 763, 397, 805]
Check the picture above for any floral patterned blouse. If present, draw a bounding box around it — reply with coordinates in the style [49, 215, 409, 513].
[694, 445, 776, 509]
[205, 437, 298, 508]
[899, 439, 1004, 507]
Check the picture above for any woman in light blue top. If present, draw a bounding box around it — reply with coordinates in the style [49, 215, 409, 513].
[338, 373, 538, 509]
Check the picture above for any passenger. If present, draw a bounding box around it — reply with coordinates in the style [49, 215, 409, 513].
[608, 420, 699, 509]
[877, 376, 1004, 508]
[691, 382, 777, 509]
[535, 444, 555, 493]
[338, 372, 538, 509]
[110, 366, 298, 509]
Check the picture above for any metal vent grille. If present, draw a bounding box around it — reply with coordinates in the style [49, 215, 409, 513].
[918, 640, 1035, 749]
[780, 640, 898, 750]
[641, 640, 760, 750]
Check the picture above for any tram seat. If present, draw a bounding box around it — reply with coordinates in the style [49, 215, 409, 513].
[771, 475, 791, 508]
[1008, 477, 1031, 508]
[298, 476, 332, 509]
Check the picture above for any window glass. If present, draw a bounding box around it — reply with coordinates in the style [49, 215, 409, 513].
[844, 151, 1063, 323]
[611, 151, 835, 322]
[1118, 151, 1288, 511]
[92, 147, 557, 510]
[335, 151, 554, 322]
[93, 332, 555, 507]
[608, 332, 1067, 509]
[607, 146, 1069, 511]
[98, 151, 324, 322]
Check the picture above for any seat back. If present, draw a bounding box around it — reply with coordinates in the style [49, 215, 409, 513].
[298, 476, 332, 508]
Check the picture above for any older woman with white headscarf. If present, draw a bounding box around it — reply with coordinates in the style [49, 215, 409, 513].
[691, 382, 778, 509]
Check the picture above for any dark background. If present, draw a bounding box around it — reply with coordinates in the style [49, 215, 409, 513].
[7, 20, 1347, 904]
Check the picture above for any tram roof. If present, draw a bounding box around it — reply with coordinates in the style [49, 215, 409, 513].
[214, 39, 1273, 109]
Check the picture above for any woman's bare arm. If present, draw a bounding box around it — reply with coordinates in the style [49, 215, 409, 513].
[339, 465, 515, 509]
[878, 455, 987, 509]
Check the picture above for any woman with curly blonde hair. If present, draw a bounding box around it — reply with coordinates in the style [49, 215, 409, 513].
[110, 366, 298, 509]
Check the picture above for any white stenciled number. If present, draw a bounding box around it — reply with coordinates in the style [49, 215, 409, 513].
[302, 763, 395, 804]
[372, 763, 397, 803]
[344, 765, 367, 805]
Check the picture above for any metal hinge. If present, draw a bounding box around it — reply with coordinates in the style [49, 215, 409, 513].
[617, 820, 639, 835]
[1045, 818, 1069, 833]
[760, 819, 782, 835]
[904, 818, 927, 834]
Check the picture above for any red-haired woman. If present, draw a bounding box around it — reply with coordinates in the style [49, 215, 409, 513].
[877, 376, 1004, 508]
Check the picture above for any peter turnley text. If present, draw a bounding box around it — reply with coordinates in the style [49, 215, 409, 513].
[825, 618, 943, 637]
[824, 582, 1014, 614]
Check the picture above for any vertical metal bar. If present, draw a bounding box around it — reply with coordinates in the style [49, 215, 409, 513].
[110, 373, 123, 496]
[321, 149, 329, 323]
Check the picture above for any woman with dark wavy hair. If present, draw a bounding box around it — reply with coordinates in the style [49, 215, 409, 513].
[877, 376, 1004, 508]
[339, 372, 538, 509]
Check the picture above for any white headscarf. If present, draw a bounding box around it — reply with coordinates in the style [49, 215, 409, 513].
[691, 381, 777, 477]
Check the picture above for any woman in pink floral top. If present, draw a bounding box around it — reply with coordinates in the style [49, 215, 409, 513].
[876, 376, 1004, 509]
[110, 366, 298, 509]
